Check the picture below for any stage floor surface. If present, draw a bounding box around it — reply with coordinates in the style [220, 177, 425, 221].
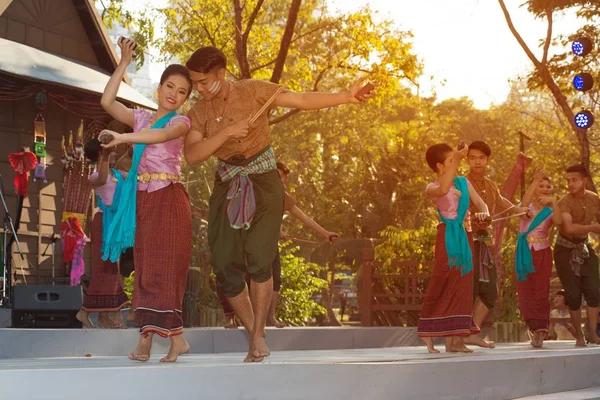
[1, 341, 600, 400]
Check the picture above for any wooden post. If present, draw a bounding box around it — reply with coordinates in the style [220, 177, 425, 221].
[360, 247, 374, 326]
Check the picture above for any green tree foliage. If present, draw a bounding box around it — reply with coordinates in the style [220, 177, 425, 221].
[98, 0, 600, 325]
[277, 243, 328, 325]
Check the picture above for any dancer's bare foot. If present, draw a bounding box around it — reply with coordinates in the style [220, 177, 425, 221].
[267, 317, 285, 328]
[129, 334, 153, 362]
[446, 337, 473, 353]
[463, 334, 495, 349]
[98, 313, 122, 329]
[160, 335, 190, 363]
[76, 309, 94, 328]
[588, 335, 600, 345]
[575, 336, 587, 347]
[530, 331, 545, 348]
[110, 311, 126, 328]
[574, 328, 587, 347]
[421, 337, 440, 354]
[244, 334, 270, 362]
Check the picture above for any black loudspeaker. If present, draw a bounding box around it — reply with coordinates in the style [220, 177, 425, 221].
[11, 285, 83, 328]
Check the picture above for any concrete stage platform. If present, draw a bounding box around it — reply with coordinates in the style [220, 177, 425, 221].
[0, 326, 422, 358]
[1, 342, 599, 400]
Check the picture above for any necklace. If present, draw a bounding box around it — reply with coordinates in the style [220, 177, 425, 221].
[211, 81, 231, 123]
[471, 177, 486, 195]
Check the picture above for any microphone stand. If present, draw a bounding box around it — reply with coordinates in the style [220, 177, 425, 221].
[0, 173, 25, 308]
[42, 233, 59, 286]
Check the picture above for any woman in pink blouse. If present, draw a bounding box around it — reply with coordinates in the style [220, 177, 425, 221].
[98, 38, 193, 363]
[77, 141, 130, 329]
[517, 171, 562, 348]
[418, 143, 491, 353]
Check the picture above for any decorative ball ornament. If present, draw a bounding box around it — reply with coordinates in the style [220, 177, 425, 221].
[34, 90, 48, 112]
[574, 110, 595, 130]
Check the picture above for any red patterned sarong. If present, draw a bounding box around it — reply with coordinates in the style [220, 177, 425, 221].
[418, 224, 480, 337]
[134, 183, 191, 337]
[82, 212, 130, 312]
[516, 247, 552, 333]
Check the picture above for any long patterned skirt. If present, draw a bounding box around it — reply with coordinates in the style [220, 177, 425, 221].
[134, 183, 191, 337]
[418, 224, 480, 337]
[516, 247, 552, 333]
[82, 212, 130, 312]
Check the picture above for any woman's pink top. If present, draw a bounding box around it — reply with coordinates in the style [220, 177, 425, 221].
[91, 170, 128, 210]
[132, 109, 191, 193]
[427, 181, 472, 230]
[427, 181, 471, 219]
[519, 203, 553, 251]
[91, 172, 117, 209]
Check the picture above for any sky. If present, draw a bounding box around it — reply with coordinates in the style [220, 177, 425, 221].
[134, 0, 582, 110]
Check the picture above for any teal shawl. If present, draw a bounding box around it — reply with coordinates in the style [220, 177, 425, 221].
[102, 111, 177, 262]
[438, 177, 473, 276]
[515, 206, 553, 281]
[96, 169, 124, 256]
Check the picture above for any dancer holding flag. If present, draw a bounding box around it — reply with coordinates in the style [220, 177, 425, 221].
[465, 141, 528, 347]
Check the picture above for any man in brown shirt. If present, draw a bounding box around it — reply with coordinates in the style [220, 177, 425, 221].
[465, 141, 526, 346]
[555, 164, 600, 346]
[183, 46, 371, 362]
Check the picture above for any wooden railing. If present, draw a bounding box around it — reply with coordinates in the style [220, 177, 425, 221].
[360, 248, 432, 326]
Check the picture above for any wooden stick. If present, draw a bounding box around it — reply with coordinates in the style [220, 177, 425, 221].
[491, 211, 527, 223]
[492, 204, 516, 219]
[289, 236, 318, 244]
[249, 87, 282, 124]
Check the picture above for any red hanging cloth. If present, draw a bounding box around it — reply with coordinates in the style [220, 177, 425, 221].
[61, 217, 85, 263]
[8, 151, 38, 197]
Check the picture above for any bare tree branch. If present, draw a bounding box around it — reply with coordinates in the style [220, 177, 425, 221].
[497, 0, 590, 173]
[291, 17, 344, 45]
[250, 59, 278, 73]
[504, 106, 561, 130]
[249, 17, 344, 75]
[233, 0, 251, 78]
[542, 4, 553, 65]
[243, 0, 266, 38]
[178, 0, 218, 47]
[271, 0, 303, 83]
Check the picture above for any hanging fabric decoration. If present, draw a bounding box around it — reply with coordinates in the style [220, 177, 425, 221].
[8, 150, 37, 197]
[60, 216, 87, 286]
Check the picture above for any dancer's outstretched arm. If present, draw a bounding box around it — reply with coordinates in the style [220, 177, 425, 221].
[99, 122, 190, 147]
[274, 78, 373, 110]
[289, 206, 339, 242]
[100, 38, 135, 128]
